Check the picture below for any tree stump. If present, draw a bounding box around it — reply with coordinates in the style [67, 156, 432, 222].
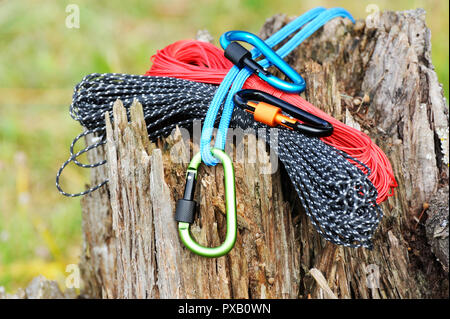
[79, 9, 449, 299]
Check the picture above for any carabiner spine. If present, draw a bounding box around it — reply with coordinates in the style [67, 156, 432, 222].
[176, 148, 237, 258]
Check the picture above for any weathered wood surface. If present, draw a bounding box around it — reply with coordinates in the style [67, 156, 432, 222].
[0, 276, 76, 299]
[425, 185, 449, 273]
[80, 9, 449, 299]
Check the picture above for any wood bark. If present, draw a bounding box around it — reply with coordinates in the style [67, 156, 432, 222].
[79, 9, 449, 299]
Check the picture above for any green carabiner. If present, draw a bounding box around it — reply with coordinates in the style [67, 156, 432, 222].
[175, 148, 237, 258]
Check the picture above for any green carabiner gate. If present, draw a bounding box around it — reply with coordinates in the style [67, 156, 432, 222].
[175, 148, 237, 258]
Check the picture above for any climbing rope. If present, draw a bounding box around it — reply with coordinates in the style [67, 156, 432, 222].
[147, 40, 397, 203]
[57, 73, 382, 248]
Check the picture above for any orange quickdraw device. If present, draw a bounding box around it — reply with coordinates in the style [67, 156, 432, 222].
[233, 89, 333, 137]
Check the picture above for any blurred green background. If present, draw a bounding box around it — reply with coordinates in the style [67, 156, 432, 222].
[0, 0, 448, 293]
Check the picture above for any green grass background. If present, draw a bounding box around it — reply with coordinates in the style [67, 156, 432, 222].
[0, 0, 448, 293]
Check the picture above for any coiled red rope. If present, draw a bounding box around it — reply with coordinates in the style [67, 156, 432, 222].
[145, 40, 397, 203]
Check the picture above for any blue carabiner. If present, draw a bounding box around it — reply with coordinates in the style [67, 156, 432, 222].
[220, 31, 306, 93]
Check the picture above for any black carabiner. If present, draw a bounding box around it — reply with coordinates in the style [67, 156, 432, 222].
[233, 89, 333, 137]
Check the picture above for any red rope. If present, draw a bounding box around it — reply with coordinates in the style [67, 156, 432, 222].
[145, 40, 397, 203]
